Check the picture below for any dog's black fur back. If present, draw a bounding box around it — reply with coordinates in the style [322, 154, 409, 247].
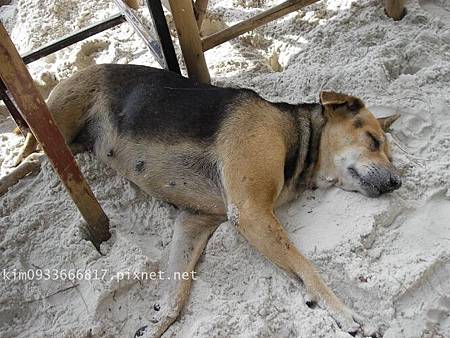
[99, 64, 245, 142]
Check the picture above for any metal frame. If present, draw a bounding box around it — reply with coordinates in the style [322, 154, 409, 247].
[146, 0, 180, 73]
[22, 14, 126, 64]
[20, 0, 180, 73]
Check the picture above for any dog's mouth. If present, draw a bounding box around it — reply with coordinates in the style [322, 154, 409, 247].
[348, 167, 382, 197]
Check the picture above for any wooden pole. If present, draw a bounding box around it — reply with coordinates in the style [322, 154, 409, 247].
[385, 0, 406, 21]
[193, 0, 208, 30]
[0, 23, 110, 250]
[202, 0, 318, 51]
[124, 0, 140, 9]
[168, 0, 210, 83]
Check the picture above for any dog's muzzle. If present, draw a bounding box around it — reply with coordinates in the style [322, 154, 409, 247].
[349, 164, 402, 197]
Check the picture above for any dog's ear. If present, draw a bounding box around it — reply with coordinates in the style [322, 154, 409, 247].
[320, 91, 351, 105]
[377, 112, 401, 131]
[320, 91, 363, 113]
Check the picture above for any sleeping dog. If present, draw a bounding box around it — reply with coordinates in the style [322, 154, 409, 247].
[14, 64, 401, 336]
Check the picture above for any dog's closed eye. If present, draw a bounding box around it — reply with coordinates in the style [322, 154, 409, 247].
[367, 132, 381, 151]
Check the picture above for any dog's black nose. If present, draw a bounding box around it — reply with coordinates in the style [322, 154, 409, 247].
[390, 174, 402, 190]
[379, 171, 402, 194]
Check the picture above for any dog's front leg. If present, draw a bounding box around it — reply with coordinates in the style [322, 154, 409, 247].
[138, 211, 224, 338]
[220, 139, 364, 335]
[233, 205, 363, 333]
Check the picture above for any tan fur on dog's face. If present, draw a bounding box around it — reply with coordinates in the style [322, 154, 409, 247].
[316, 92, 401, 197]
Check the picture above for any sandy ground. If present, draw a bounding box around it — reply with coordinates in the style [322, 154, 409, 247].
[1, 0, 450, 337]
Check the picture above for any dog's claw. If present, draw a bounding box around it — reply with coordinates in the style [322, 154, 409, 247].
[133, 324, 161, 338]
[134, 325, 148, 337]
[304, 290, 319, 308]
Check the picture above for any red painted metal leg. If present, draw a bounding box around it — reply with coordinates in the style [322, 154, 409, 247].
[0, 78, 30, 135]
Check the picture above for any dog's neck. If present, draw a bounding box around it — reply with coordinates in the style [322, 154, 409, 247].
[292, 103, 326, 190]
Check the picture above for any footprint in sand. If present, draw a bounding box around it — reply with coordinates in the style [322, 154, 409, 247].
[424, 294, 450, 337]
[419, 0, 450, 22]
[390, 261, 450, 337]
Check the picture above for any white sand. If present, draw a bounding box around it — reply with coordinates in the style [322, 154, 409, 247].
[1, 0, 450, 337]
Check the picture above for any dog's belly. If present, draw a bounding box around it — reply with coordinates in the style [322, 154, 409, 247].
[94, 134, 226, 215]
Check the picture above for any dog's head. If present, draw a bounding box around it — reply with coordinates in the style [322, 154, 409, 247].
[316, 91, 402, 197]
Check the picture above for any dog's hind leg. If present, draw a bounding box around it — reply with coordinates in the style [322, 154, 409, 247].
[0, 152, 44, 196]
[138, 210, 225, 338]
[13, 132, 38, 167]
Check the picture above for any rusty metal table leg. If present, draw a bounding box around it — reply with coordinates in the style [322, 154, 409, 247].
[385, 0, 406, 20]
[0, 23, 110, 250]
[0, 78, 29, 135]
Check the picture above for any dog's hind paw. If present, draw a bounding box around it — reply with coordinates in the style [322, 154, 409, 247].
[133, 325, 162, 338]
[134, 325, 148, 337]
[133, 308, 178, 338]
[13, 153, 26, 167]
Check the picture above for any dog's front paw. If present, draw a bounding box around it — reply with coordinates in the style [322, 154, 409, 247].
[302, 290, 366, 335]
[330, 307, 380, 337]
[330, 307, 362, 335]
[302, 280, 378, 336]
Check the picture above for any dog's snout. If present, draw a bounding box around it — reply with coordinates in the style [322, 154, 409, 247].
[357, 164, 402, 196]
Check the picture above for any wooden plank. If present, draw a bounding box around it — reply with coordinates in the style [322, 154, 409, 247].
[169, 0, 210, 83]
[193, 0, 209, 29]
[202, 0, 319, 51]
[385, 0, 406, 21]
[0, 23, 110, 250]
